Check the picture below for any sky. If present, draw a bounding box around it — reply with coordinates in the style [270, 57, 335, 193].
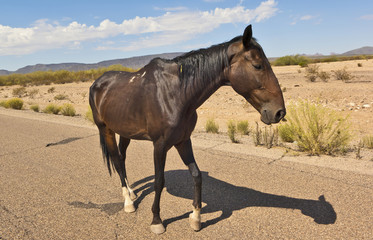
[0, 0, 372, 71]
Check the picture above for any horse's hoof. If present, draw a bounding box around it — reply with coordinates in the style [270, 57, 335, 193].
[124, 203, 136, 213]
[150, 223, 165, 234]
[189, 213, 201, 231]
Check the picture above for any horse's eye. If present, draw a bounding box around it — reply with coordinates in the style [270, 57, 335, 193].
[253, 64, 262, 70]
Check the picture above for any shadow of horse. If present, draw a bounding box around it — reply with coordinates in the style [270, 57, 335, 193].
[69, 170, 336, 229]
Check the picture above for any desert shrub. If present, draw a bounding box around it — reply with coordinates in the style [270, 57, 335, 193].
[4, 98, 24, 110]
[278, 124, 295, 143]
[357, 63, 362, 67]
[362, 135, 373, 149]
[43, 104, 61, 114]
[237, 120, 249, 135]
[278, 100, 351, 155]
[253, 122, 278, 148]
[60, 103, 76, 116]
[0, 100, 7, 108]
[54, 94, 69, 101]
[48, 87, 55, 93]
[205, 119, 219, 133]
[12, 87, 27, 97]
[28, 89, 39, 98]
[227, 120, 239, 143]
[30, 104, 40, 112]
[305, 65, 320, 82]
[318, 71, 331, 82]
[85, 107, 94, 123]
[272, 55, 310, 67]
[333, 68, 353, 82]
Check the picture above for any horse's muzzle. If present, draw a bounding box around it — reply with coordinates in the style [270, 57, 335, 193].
[261, 108, 286, 125]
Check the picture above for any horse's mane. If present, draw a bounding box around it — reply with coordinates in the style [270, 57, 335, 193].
[172, 36, 242, 93]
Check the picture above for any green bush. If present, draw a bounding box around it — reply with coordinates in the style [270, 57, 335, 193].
[0, 65, 136, 86]
[278, 101, 351, 155]
[237, 120, 249, 135]
[30, 104, 40, 112]
[0, 100, 7, 108]
[227, 120, 239, 143]
[43, 104, 61, 114]
[3, 98, 24, 110]
[272, 55, 311, 67]
[60, 103, 76, 116]
[205, 119, 219, 133]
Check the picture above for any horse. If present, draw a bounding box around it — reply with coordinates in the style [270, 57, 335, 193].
[89, 25, 286, 234]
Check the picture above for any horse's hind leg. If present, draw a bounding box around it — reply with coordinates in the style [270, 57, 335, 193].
[175, 138, 202, 231]
[101, 128, 136, 212]
[118, 136, 137, 207]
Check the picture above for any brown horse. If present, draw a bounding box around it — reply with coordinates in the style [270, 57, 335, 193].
[89, 25, 285, 234]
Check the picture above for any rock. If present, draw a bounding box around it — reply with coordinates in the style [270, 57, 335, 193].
[347, 102, 355, 107]
[362, 104, 371, 108]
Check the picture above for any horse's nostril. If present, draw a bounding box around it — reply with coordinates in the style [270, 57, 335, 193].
[275, 109, 286, 122]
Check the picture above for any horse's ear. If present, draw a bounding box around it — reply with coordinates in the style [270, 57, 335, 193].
[243, 25, 252, 49]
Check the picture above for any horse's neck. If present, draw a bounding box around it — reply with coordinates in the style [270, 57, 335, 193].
[181, 74, 223, 111]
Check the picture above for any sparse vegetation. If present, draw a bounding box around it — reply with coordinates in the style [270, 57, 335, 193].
[43, 104, 61, 114]
[227, 120, 239, 143]
[272, 55, 310, 67]
[305, 65, 320, 82]
[85, 107, 94, 123]
[205, 119, 219, 133]
[0, 65, 136, 86]
[278, 100, 351, 155]
[0, 98, 24, 110]
[253, 122, 278, 149]
[318, 71, 331, 82]
[60, 103, 76, 116]
[362, 135, 373, 149]
[48, 87, 56, 93]
[237, 120, 250, 135]
[54, 94, 69, 101]
[28, 89, 39, 98]
[30, 104, 40, 112]
[333, 68, 353, 82]
[357, 63, 363, 67]
[12, 87, 27, 97]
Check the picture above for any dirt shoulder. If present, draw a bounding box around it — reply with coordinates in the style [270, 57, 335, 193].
[1, 107, 372, 176]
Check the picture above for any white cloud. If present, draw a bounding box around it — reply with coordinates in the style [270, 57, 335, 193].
[300, 15, 316, 21]
[0, 0, 278, 56]
[360, 14, 373, 20]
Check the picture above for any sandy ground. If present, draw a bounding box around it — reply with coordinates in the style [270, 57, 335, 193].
[1, 59, 372, 162]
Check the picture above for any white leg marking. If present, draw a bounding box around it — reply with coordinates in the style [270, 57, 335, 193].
[189, 208, 201, 231]
[129, 76, 135, 83]
[125, 178, 137, 200]
[141, 71, 146, 77]
[122, 187, 136, 213]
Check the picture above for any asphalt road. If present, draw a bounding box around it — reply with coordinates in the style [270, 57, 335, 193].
[1, 113, 372, 239]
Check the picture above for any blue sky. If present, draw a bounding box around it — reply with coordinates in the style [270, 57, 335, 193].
[0, 0, 372, 71]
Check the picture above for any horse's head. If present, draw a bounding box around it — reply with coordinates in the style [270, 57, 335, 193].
[225, 25, 286, 125]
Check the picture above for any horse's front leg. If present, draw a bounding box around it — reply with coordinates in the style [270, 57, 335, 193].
[150, 141, 168, 234]
[175, 138, 202, 231]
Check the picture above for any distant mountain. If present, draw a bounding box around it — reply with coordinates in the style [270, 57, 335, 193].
[0, 70, 10, 75]
[1, 52, 183, 76]
[342, 46, 373, 56]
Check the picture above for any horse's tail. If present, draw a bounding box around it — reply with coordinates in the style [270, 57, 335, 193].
[89, 80, 114, 176]
[99, 129, 114, 176]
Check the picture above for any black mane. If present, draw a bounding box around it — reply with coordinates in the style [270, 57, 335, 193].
[170, 36, 243, 98]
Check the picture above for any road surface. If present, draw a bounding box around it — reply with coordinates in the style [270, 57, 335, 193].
[0, 112, 372, 239]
